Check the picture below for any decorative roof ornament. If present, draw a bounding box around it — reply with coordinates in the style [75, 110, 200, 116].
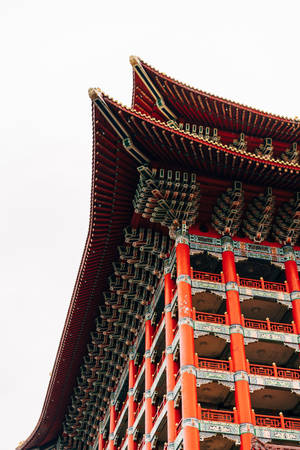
[254, 137, 273, 159]
[272, 192, 300, 245]
[233, 132, 247, 152]
[281, 142, 299, 165]
[212, 181, 244, 236]
[130, 55, 177, 122]
[242, 187, 274, 243]
[63, 223, 171, 438]
[133, 165, 200, 238]
[89, 88, 149, 164]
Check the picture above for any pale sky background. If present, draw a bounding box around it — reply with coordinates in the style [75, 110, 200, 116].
[1, 1, 300, 449]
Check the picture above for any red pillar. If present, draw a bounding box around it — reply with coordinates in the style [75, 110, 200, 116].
[98, 428, 104, 450]
[109, 402, 116, 450]
[176, 233, 200, 449]
[164, 266, 181, 444]
[283, 245, 300, 334]
[221, 236, 253, 450]
[145, 316, 156, 449]
[128, 355, 137, 450]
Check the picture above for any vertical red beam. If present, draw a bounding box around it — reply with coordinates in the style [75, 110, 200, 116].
[98, 430, 104, 450]
[176, 233, 200, 449]
[283, 245, 300, 335]
[128, 355, 137, 450]
[109, 403, 116, 450]
[221, 236, 253, 450]
[164, 265, 181, 444]
[145, 316, 156, 449]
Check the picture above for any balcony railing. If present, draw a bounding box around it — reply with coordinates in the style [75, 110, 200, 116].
[200, 407, 300, 431]
[198, 357, 230, 372]
[255, 413, 300, 430]
[201, 408, 235, 423]
[192, 270, 222, 283]
[240, 276, 287, 293]
[115, 396, 128, 425]
[153, 397, 166, 425]
[134, 398, 144, 418]
[195, 310, 296, 334]
[244, 317, 294, 334]
[195, 311, 226, 324]
[192, 269, 287, 293]
[135, 358, 145, 384]
[152, 313, 165, 341]
[197, 356, 300, 381]
[277, 367, 300, 380]
[153, 352, 165, 380]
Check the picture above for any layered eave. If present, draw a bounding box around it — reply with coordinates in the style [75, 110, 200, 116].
[81, 92, 300, 189]
[131, 56, 300, 143]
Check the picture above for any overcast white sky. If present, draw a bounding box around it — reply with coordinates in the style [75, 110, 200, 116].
[1, 1, 300, 449]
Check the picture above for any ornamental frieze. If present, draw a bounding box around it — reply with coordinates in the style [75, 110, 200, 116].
[249, 374, 300, 394]
[189, 234, 300, 266]
[199, 420, 240, 438]
[255, 427, 300, 442]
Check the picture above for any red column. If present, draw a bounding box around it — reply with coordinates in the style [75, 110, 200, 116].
[145, 316, 156, 449]
[128, 355, 137, 450]
[283, 245, 300, 334]
[176, 233, 200, 449]
[164, 266, 181, 444]
[98, 430, 105, 450]
[221, 236, 253, 450]
[109, 403, 116, 450]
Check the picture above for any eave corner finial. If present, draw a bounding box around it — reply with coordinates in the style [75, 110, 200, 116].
[88, 87, 102, 101]
[129, 55, 140, 67]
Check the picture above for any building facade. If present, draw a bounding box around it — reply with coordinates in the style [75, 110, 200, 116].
[19, 57, 300, 450]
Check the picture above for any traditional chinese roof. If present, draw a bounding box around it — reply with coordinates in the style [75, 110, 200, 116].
[19, 59, 300, 450]
[131, 56, 300, 145]
[81, 91, 300, 189]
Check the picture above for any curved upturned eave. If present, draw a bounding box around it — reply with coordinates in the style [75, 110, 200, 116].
[98, 92, 300, 188]
[131, 57, 300, 142]
[18, 104, 138, 450]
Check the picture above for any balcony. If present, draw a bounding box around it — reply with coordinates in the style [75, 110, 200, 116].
[197, 356, 300, 382]
[194, 310, 299, 357]
[153, 352, 166, 381]
[195, 311, 296, 335]
[191, 269, 290, 306]
[196, 357, 300, 412]
[192, 270, 288, 293]
[113, 396, 128, 437]
[200, 406, 300, 430]
[175, 407, 300, 448]
[201, 407, 235, 423]
[153, 396, 167, 427]
[134, 397, 145, 421]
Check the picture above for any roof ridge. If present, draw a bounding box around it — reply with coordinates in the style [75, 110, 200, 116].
[92, 88, 300, 170]
[132, 56, 300, 125]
